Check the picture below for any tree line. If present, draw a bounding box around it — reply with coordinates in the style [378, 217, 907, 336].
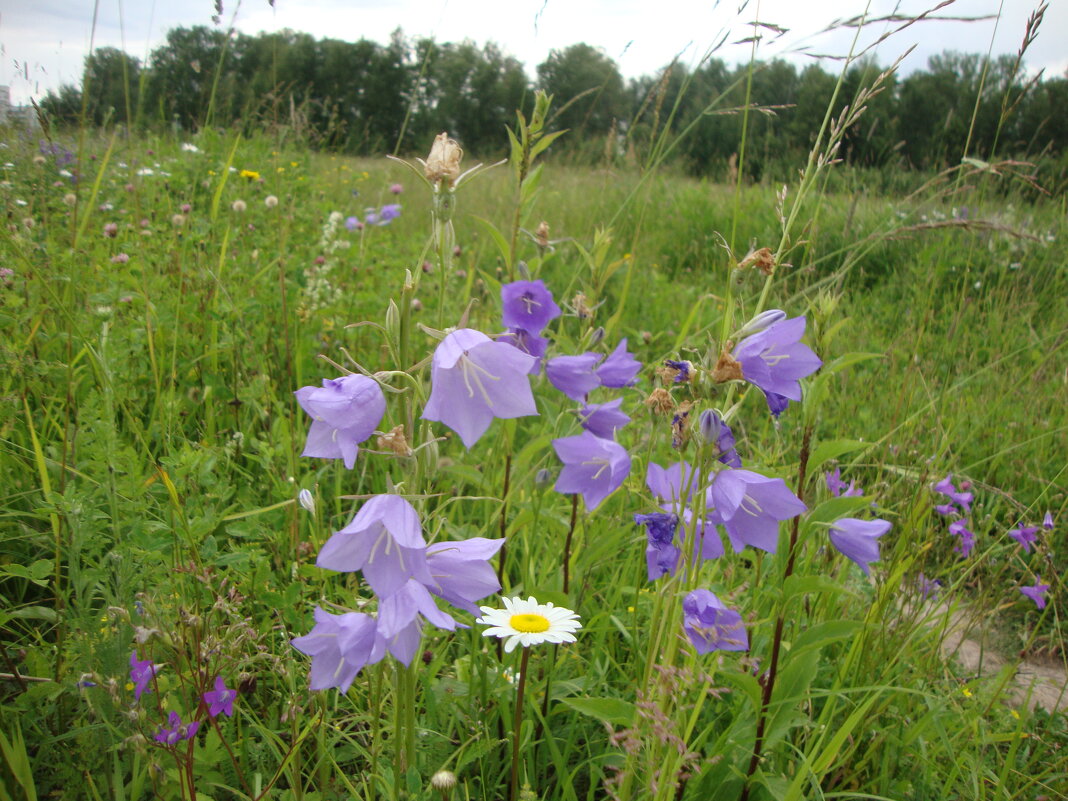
[39, 25, 1068, 182]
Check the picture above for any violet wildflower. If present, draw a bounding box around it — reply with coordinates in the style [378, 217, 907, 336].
[663, 359, 692, 383]
[735, 309, 787, 339]
[291, 607, 383, 692]
[203, 676, 237, 718]
[501, 279, 561, 334]
[681, 590, 749, 654]
[635, 512, 681, 581]
[828, 517, 891, 576]
[553, 430, 631, 510]
[545, 352, 602, 401]
[825, 468, 863, 497]
[377, 204, 402, 225]
[934, 503, 957, 516]
[129, 651, 158, 699]
[764, 391, 791, 418]
[596, 339, 641, 387]
[295, 374, 386, 469]
[578, 398, 630, 440]
[1043, 511, 1054, 530]
[377, 579, 460, 665]
[1008, 525, 1039, 553]
[646, 460, 702, 509]
[732, 316, 822, 401]
[154, 711, 200, 745]
[708, 469, 806, 553]
[500, 327, 549, 372]
[697, 410, 741, 468]
[422, 328, 538, 448]
[317, 494, 432, 598]
[1018, 582, 1049, 610]
[948, 518, 975, 556]
[917, 573, 941, 600]
[345, 215, 362, 231]
[423, 537, 505, 615]
[933, 474, 973, 513]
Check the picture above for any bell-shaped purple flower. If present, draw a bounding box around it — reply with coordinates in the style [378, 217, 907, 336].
[500, 328, 549, 373]
[646, 460, 702, 509]
[1008, 525, 1039, 553]
[203, 676, 237, 718]
[764, 391, 790, 418]
[553, 430, 631, 510]
[295, 375, 386, 469]
[596, 338, 641, 388]
[948, 518, 975, 556]
[735, 309, 787, 339]
[501, 279, 561, 334]
[681, 590, 749, 654]
[732, 316, 821, 401]
[635, 512, 681, 581]
[317, 495, 432, 598]
[1043, 511, 1054, 530]
[708, 469, 806, 553]
[1018, 581, 1049, 609]
[825, 468, 863, 498]
[155, 711, 200, 745]
[545, 352, 602, 401]
[423, 537, 504, 615]
[828, 517, 891, 576]
[933, 474, 973, 513]
[377, 579, 460, 665]
[422, 328, 538, 448]
[578, 398, 630, 440]
[697, 410, 742, 468]
[129, 651, 159, 700]
[290, 607, 384, 692]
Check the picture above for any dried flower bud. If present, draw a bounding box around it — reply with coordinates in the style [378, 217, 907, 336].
[517, 261, 530, 280]
[644, 388, 675, 415]
[377, 425, 413, 457]
[641, 331, 652, 344]
[535, 220, 550, 248]
[738, 246, 775, 276]
[711, 350, 743, 383]
[423, 132, 463, 186]
[572, 292, 593, 320]
[33, 155, 46, 166]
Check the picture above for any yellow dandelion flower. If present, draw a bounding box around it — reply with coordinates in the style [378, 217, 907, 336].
[239, 169, 261, 181]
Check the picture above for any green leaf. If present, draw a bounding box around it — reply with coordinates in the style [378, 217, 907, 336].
[530, 128, 568, 160]
[559, 697, 637, 727]
[822, 351, 884, 376]
[808, 439, 868, 472]
[471, 215, 513, 267]
[791, 619, 863, 654]
[802, 495, 874, 529]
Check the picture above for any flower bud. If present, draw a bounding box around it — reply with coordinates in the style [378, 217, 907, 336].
[734, 309, 786, 339]
[423, 132, 463, 186]
[517, 260, 530, 280]
[588, 326, 605, 347]
[534, 468, 553, 488]
[698, 409, 723, 444]
[535, 220, 550, 248]
[431, 770, 457, 791]
[385, 299, 401, 348]
[298, 489, 315, 513]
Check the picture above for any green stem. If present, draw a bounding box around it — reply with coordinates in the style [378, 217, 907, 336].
[510, 647, 532, 801]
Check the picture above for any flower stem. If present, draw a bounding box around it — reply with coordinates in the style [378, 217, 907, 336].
[562, 495, 579, 594]
[510, 647, 532, 801]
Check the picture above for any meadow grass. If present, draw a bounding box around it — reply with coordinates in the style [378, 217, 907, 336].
[0, 102, 1066, 801]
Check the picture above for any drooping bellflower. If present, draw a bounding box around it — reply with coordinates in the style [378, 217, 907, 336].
[290, 607, 384, 692]
[203, 676, 237, 718]
[422, 328, 538, 448]
[825, 467, 863, 497]
[1018, 582, 1049, 609]
[1008, 525, 1039, 553]
[578, 398, 631, 440]
[129, 651, 159, 700]
[154, 711, 200, 745]
[828, 517, 891, 576]
[501, 279, 561, 334]
[295, 375, 386, 469]
[553, 430, 631, 510]
[545, 353, 603, 401]
[948, 518, 975, 556]
[376, 579, 460, 665]
[933, 474, 973, 513]
[596, 338, 641, 387]
[423, 537, 505, 615]
[708, 469, 807, 553]
[681, 590, 749, 654]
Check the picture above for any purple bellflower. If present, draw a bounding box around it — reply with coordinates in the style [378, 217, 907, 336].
[646, 460, 703, 509]
[500, 328, 549, 372]
[317, 495, 432, 598]
[545, 352, 603, 401]
[764, 390, 791, 418]
[826, 468, 863, 498]
[828, 517, 891, 576]
[295, 375, 386, 469]
[154, 711, 200, 745]
[129, 651, 159, 700]
[423, 537, 505, 615]
[934, 503, 957, 516]
[1008, 525, 1039, 553]
[681, 590, 749, 654]
[422, 328, 538, 448]
[203, 676, 237, 718]
[948, 518, 975, 556]
[578, 397, 631, 440]
[917, 573, 942, 600]
[708, 469, 806, 554]
[933, 474, 973, 513]
[553, 430, 631, 510]
[291, 607, 384, 692]
[732, 316, 821, 401]
[501, 280, 561, 334]
[697, 410, 742, 468]
[596, 339, 641, 387]
[635, 512, 681, 581]
[377, 579, 460, 666]
[1019, 582, 1049, 609]
[1043, 511, 1054, 530]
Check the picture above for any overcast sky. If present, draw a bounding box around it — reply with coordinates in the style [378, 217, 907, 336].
[1, 0, 1064, 105]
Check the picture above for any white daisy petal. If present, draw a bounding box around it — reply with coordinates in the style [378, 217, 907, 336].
[476, 596, 582, 651]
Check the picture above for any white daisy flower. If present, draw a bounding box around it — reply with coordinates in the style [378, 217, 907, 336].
[476, 596, 581, 653]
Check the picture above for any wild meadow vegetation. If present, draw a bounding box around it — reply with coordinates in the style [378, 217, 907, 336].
[2, 5, 1068, 801]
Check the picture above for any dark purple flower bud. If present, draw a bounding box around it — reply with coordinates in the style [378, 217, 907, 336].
[681, 590, 748, 653]
[1018, 582, 1049, 609]
[578, 398, 630, 440]
[596, 339, 641, 388]
[295, 375, 386, 469]
[698, 410, 742, 468]
[552, 431, 631, 510]
[501, 279, 561, 334]
[764, 391, 790, 418]
[545, 353, 603, 401]
[635, 512, 681, 581]
[1043, 511, 1054, 530]
[732, 317, 821, 401]
[828, 517, 891, 576]
[534, 468, 553, 487]
[422, 328, 539, 448]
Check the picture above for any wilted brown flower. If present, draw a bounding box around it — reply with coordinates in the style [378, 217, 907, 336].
[711, 350, 744, 383]
[377, 425, 413, 457]
[645, 388, 676, 415]
[422, 132, 463, 186]
[738, 246, 775, 276]
[535, 220, 550, 248]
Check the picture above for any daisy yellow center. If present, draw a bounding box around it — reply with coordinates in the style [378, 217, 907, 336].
[509, 613, 550, 633]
